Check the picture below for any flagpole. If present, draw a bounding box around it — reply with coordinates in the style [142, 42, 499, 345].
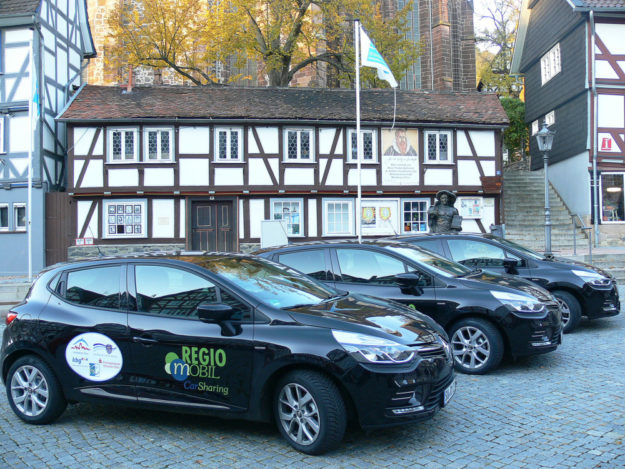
[28, 36, 34, 282]
[355, 19, 362, 243]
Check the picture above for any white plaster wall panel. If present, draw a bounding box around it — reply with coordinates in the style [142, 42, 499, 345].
[77, 200, 98, 238]
[326, 159, 344, 185]
[319, 158, 328, 177]
[179, 200, 186, 238]
[469, 131, 495, 156]
[598, 132, 621, 152]
[152, 199, 175, 238]
[179, 158, 209, 186]
[308, 199, 318, 237]
[239, 200, 245, 239]
[43, 123, 56, 152]
[348, 168, 377, 186]
[70, 49, 81, 71]
[481, 201, 496, 229]
[57, 15, 68, 42]
[481, 160, 496, 177]
[56, 48, 68, 85]
[108, 168, 139, 187]
[44, 157, 55, 184]
[5, 29, 32, 44]
[596, 61, 619, 80]
[247, 129, 260, 154]
[284, 168, 314, 185]
[249, 199, 265, 238]
[256, 127, 279, 154]
[12, 158, 28, 177]
[215, 167, 244, 186]
[424, 168, 453, 186]
[44, 50, 56, 90]
[597, 23, 625, 55]
[598, 95, 624, 128]
[4, 45, 28, 74]
[456, 131, 471, 156]
[82, 160, 104, 187]
[144, 168, 174, 186]
[9, 116, 29, 152]
[40, 26, 54, 55]
[461, 219, 480, 233]
[74, 128, 101, 156]
[319, 128, 340, 154]
[248, 159, 273, 185]
[179, 127, 209, 154]
[268, 158, 279, 180]
[46, 83, 57, 114]
[457, 160, 481, 186]
[549, 151, 590, 216]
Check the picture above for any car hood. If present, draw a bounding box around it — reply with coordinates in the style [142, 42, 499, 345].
[548, 257, 612, 278]
[284, 293, 443, 345]
[456, 271, 554, 301]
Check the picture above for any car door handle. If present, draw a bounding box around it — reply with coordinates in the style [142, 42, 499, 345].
[133, 336, 158, 344]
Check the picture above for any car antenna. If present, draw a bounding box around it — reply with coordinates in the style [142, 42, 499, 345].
[87, 226, 105, 257]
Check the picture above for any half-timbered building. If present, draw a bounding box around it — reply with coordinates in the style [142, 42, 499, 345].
[512, 0, 625, 244]
[0, 0, 95, 274]
[57, 85, 508, 257]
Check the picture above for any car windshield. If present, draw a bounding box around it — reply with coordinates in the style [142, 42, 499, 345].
[383, 245, 472, 278]
[194, 256, 336, 309]
[491, 237, 544, 260]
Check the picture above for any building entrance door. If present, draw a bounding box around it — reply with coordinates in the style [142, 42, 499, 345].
[191, 201, 235, 252]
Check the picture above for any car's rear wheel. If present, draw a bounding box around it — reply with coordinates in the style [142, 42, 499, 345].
[6, 356, 67, 424]
[553, 290, 582, 333]
[449, 318, 504, 375]
[274, 370, 346, 455]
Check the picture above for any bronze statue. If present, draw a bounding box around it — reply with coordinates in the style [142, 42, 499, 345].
[428, 190, 462, 233]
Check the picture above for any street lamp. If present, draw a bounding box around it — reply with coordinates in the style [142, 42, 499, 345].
[536, 122, 555, 255]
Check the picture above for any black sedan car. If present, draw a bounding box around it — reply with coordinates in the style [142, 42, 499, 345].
[392, 233, 620, 333]
[1, 254, 454, 455]
[255, 240, 562, 375]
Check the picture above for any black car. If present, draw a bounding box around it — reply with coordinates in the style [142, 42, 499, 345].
[1, 254, 455, 455]
[255, 240, 562, 375]
[392, 233, 620, 333]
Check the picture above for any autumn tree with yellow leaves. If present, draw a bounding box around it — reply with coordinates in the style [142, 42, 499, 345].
[107, 0, 420, 87]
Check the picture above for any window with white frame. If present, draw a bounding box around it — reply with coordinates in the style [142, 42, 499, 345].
[600, 173, 625, 223]
[531, 120, 539, 135]
[323, 199, 354, 236]
[271, 199, 303, 236]
[215, 127, 243, 162]
[14, 203, 26, 231]
[424, 130, 452, 163]
[545, 111, 555, 127]
[348, 129, 377, 162]
[108, 128, 138, 162]
[0, 204, 8, 231]
[284, 128, 314, 161]
[541, 43, 561, 85]
[402, 199, 430, 233]
[144, 128, 173, 161]
[103, 200, 147, 238]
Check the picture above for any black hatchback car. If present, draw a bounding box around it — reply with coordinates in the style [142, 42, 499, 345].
[255, 241, 562, 375]
[1, 254, 455, 455]
[393, 233, 620, 333]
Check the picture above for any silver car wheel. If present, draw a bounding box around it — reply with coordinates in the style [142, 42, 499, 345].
[277, 382, 320, 446]
[10, 365, 50, 417]
[451, 326, 491, 370]
[556, 298, 571, 327]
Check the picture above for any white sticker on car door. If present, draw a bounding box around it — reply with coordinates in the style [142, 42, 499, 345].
[65, 332, 123, 381]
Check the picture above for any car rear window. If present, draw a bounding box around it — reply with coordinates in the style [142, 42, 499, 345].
[65, 266, 122, 310]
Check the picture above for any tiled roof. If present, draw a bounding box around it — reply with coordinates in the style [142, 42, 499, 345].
[571, 0, 625, 9]
[59, 85, 509, 127]
[0, 0, 40, 16]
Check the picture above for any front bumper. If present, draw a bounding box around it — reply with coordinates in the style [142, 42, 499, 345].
[504, 303, 562, 358]
[580, 283, 620, 320]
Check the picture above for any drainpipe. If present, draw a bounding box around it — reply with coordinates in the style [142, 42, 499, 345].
[590, 10, 599, 246]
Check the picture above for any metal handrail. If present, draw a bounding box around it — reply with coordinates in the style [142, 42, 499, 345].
[571, 214, 592, 262]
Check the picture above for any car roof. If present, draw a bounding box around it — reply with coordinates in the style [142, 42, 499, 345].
[254, 238, 428, 255]
[382, 233, 497, 241]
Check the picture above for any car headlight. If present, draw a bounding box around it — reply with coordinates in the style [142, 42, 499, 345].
[490, 290, 545, 313]
[331, 330, 416, 364]
[572, 270, 611, 287]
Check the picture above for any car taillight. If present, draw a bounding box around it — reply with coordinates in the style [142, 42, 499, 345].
[6, 312, 17, 325]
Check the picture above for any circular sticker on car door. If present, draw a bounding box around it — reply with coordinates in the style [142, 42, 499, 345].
[65, 332, 123, 381]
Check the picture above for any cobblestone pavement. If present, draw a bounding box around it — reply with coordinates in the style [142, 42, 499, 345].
[1, 312, 624, 468]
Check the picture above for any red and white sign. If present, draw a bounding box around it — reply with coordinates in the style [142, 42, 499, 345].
[601, 137, 612, 152]
[75, 238, 94, 246]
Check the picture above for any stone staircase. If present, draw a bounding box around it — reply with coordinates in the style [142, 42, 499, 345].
[0, 281, 31, 318]
[503, 169, 589, 253]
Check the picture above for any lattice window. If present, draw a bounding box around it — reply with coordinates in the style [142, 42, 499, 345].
[144, 128, 173, 161]
[215, 127, 243, 161]
[424, 131, 452, 163]
[284, 128, 314, 161]
[108, 128, 138, 162]
[348, 129, 377, 162]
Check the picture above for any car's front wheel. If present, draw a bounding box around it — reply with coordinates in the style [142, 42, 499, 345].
[553, 290, 582, 333]
[274, 370, 346, 455]
[6, 355, 67, 424]
[449, 318, 504, 375]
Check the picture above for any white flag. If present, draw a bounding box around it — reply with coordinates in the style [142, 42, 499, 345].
[359, 25, 398, 88]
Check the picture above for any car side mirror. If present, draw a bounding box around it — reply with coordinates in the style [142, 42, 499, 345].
[396, 273, 425, 296]
[197, 303, 234, 323]
[503, 259, 519, 275]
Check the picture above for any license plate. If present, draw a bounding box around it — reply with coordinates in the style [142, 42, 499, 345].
[443, 379, 456, 406]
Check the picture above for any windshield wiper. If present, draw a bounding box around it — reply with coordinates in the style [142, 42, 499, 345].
[456, 269, 482, 278]
[323, 291, 349, 302]
[282, 303, 317, 310]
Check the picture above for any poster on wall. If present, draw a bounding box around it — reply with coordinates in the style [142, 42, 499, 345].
[381, 128, 419, 186]
[361, 199, 399, 235]
[458, 197, 483, 219]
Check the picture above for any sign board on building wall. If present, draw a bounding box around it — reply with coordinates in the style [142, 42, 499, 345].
[458, 197, 483, 219]
[381, 128, 419, 185]
[361, 199, 400, 235]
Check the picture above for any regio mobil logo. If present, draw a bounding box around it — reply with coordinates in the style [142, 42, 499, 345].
[164, 346, 227, 381]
